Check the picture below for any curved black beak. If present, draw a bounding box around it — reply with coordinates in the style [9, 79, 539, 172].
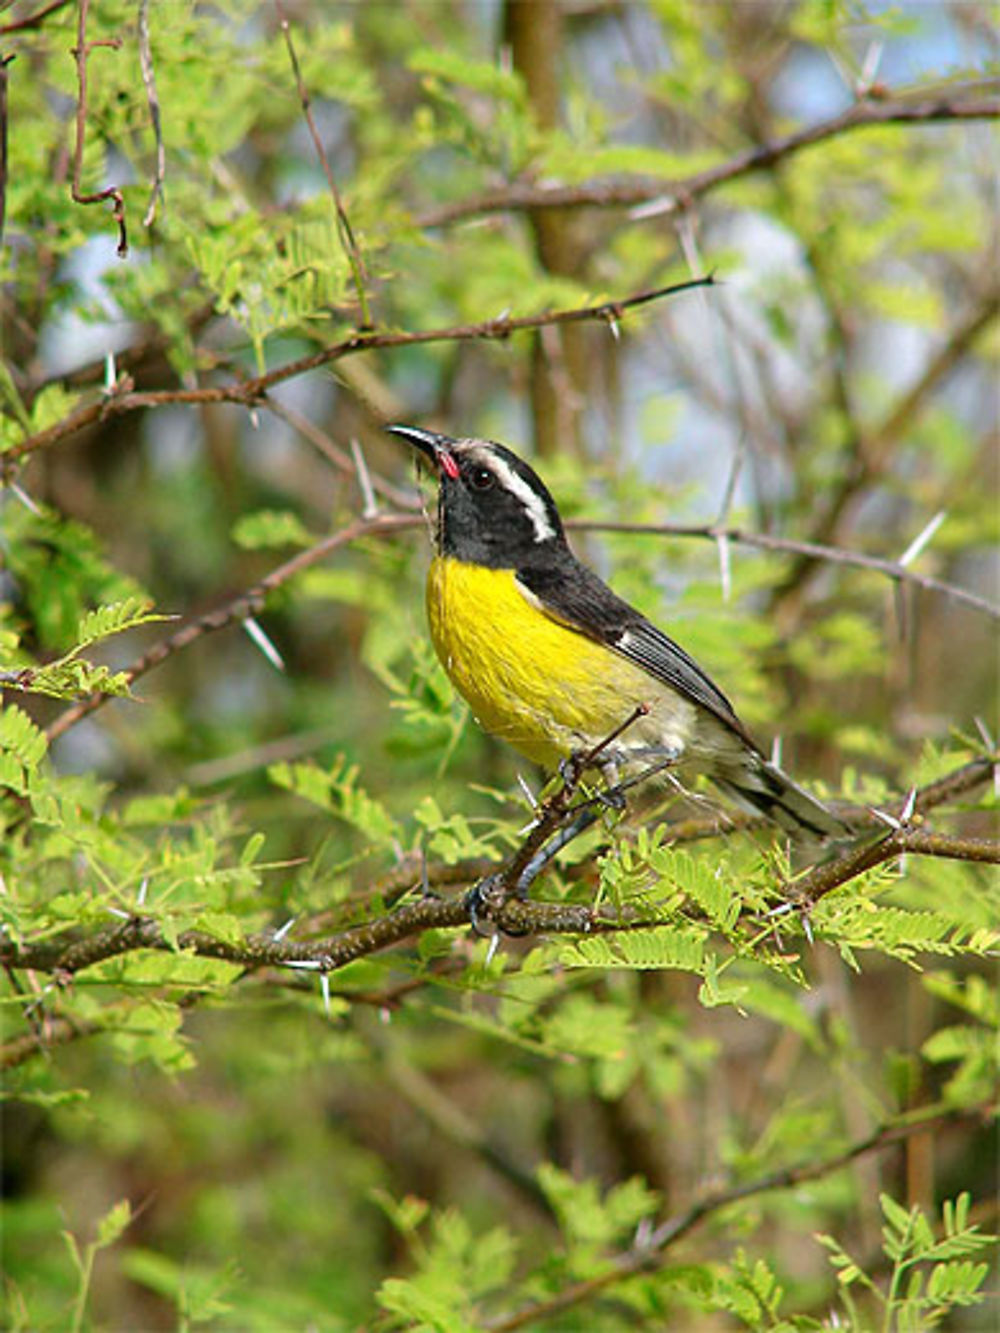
[386, 424, 460, 478]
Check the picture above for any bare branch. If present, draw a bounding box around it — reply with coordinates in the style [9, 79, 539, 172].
[417, 90, 1000, 228]
[787, 824, 1000, 910]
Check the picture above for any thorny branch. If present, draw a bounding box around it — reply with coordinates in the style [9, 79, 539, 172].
[1, 754, 994, 993]
[417, 88, 1000, 227]
[1, 276, 714, 469]
[573, 518, 999, 621]
[70, 0, 127, 257]
[28, 497, 996, 748]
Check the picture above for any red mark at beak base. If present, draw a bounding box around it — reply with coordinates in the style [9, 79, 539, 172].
[438, 450, 460, 480]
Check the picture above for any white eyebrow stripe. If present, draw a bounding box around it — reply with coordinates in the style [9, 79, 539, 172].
[474, 449, 556, 543]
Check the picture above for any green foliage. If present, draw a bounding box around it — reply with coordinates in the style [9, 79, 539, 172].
[1, 2, 996, 1330]
[2, 596, 168, 701]
[818, 1192, 997, 1332]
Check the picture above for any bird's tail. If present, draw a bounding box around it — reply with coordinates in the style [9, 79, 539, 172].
[712, 756, 846, 841]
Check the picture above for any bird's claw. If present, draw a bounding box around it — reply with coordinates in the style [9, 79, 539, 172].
[464, 875, 530, 938]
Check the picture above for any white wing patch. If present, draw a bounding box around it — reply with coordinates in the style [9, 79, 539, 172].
[468, 444, 556, 543]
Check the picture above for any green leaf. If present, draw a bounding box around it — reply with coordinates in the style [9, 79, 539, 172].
[95, 1199, 132, 1249]
[231, 509, 314, 551]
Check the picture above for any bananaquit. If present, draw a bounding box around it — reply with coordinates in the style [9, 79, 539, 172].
[388, 425, 842, 840]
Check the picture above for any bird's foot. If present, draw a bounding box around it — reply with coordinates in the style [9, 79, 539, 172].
[463, 874, 530, 939]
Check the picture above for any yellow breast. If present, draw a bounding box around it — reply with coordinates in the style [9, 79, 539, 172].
[425, 556, 697, 768]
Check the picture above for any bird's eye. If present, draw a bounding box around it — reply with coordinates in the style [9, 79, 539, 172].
[468, 466, 495, 491]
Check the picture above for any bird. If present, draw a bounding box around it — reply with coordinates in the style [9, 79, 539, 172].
[387, 424, 844, 841]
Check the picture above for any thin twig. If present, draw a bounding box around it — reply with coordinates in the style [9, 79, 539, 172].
[138, 0, 164, 227]
[70, 0, 127, 257]
[262, 396, 421, 510]
[274, 0, 370, 327]
[0, 52, 12, 247]
[787, 825, 1000, 909]
[0, 0, 72, 36]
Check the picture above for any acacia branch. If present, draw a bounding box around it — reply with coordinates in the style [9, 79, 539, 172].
[572, 519, 1000, 621]
[788, 825, 999, 910]
[39, 506, 997, 748]
[483, 1098, 998, 1332]
[417, 90, 1000, 228]
[1, 276, 713, 469]
[2, 756, 994, 984]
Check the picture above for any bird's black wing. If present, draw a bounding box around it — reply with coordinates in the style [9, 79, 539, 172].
[516, 551, 756, 745]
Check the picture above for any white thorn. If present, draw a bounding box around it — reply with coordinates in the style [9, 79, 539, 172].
[105, 906, 130, 919]
[136, 877, 149, 907]
[320, 972, 332, 1017]
[900, 787, 917, 823]
[9, 482, 41, 515]
[716, 533, 731, 603]
[859, 40, 884, 91]
[973, 716, 995, 751]
[283, 958, 324, 971]
[249, 409, 260, 429]
[628, 195, 677, 221]
[104, 351, 118, 392]
[515, 771, 538, 808]
[607, 316, 621, 343]
[771, 735, 783, 769]
[350, 437, 379, 519]
[869, 805, 902, 831]
[801, 913, 814, 946]
[272, 916, 297, 941]
[243, 617, 285, 671]
[767, 902, 795, 919]
[677, 213, 704, 281]
[485, 933, 501, 966]
[898, 510, 945, 567]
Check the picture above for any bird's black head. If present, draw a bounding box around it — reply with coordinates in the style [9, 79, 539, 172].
[387, 425, 567, 568]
